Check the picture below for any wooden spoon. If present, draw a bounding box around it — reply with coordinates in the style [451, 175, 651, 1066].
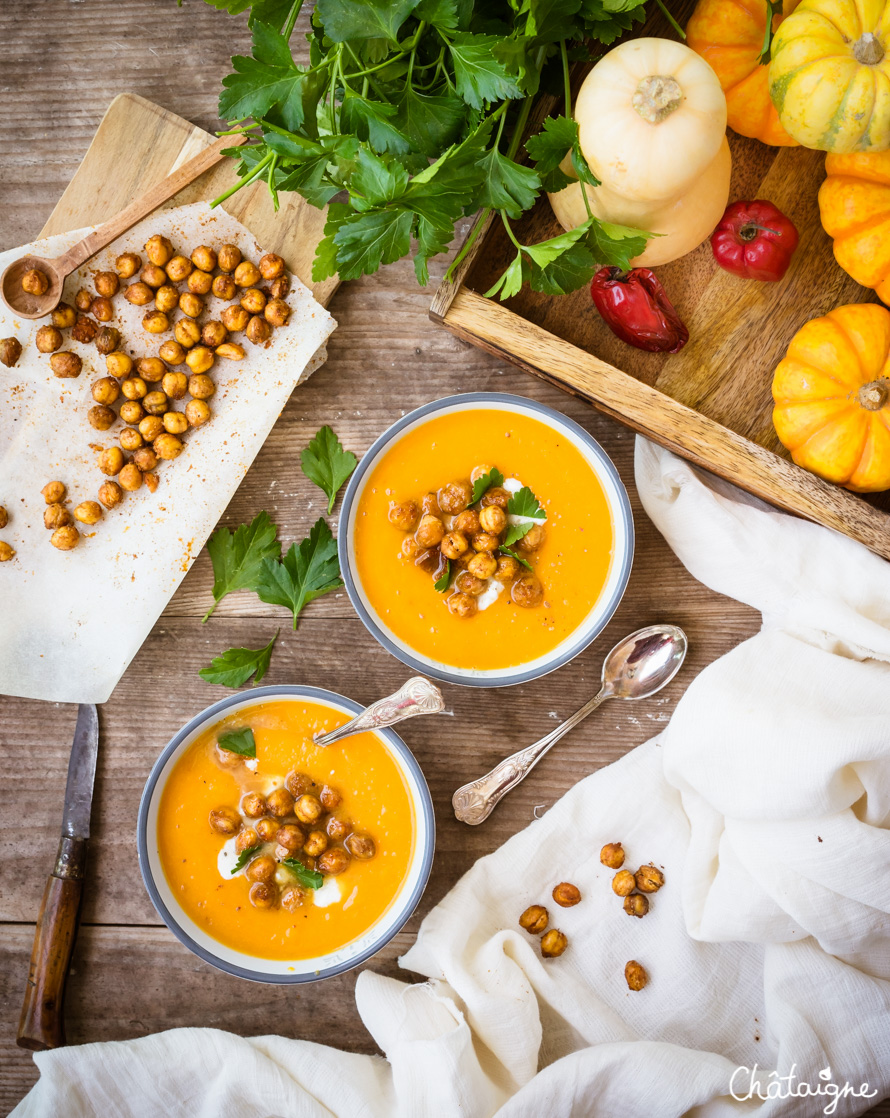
[1, 133, 247, 320]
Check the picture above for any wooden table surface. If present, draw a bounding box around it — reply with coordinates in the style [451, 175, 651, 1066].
[0, 3, 885, 1116]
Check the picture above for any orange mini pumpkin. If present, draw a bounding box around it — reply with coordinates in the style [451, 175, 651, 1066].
[687, 0, 800, 146]
[773, 303, 890, 492]
[819, 151, 890, 304]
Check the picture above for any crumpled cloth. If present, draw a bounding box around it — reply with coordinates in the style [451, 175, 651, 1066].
[13, 438, 890, 1118]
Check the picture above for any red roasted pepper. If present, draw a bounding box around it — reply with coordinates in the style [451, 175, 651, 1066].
[710, 200, 799, 282]
[590, 267, 688, 353]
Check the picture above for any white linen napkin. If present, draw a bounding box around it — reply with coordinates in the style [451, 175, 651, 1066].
[13, 437, 890, 1118]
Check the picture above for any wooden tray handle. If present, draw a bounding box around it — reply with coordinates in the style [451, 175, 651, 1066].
[17, 836, 87, 1051]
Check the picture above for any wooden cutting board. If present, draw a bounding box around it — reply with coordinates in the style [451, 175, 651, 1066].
[39, 92, 338, 307]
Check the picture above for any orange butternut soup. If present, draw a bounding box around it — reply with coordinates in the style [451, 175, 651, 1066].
[353, 408, 614, 670]
[157, 700, 415, 961]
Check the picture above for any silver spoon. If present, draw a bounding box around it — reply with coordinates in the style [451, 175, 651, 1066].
[452, 624, 688, 825]
[314, 676, 445, 747]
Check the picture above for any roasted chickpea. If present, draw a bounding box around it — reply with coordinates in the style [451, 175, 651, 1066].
[270, 274, 291, 299]
[51, 302, 77, 328]
[162, 371, 188, 400]
[493, 555, 521, 584]
[454, 571, 486, 597]
[120, 400, 145, 425]
[440, 531, 468, 560]
[234, 260, 261, 287]
[185, 399, 211, 427]
[116, 252, 141, 278]
[220, 304, 250, 333]
[209, 805, 241, 835]
[36, 325, 63, 353]
[164, 254, 192, 283]
[185, 347, 214, 375]
[154, 433, 183, 461]
[258, 253, 285, 280]
[44, 503, 70, 530]
[217, 243, 242, 273]
[94, 270, 119, 298]
[154, 284, 179, 314]
[159, 340, 186, 366]
[135, 359, 164, 385]
[467, 551, 497, 580]
[187, 374, 215, 402]
[87, 404, 115, 431]
[119, 428, 143, 452]
[98, 481, 123, 510]
[600, 842, 625, 869]
[139, 416, 164, 441]
[274, 824, 304, 853]
[541, 929, 568, 958]
[188, 270, 213, 297]
[104, 351, 133, 379]
[552, 882, 581, 908]
[415, 514, 445, 548]
[624, 893, 649, 918]
[264, 298, 291, 327]
[73, 500, 102, 526]
[174, 318, 202, 350]
[612, 869, 636, 897]
[140, 263, 167, 290]
[472, 531, 500, 553]
[94, 326, 121, 356]
[0, 508, 10, 531]
[303, 830, 328, 857]
[625, 960, 648, 991]
[212, 274, 237, 300]
[388, 501, 420, 532]
[512, 573, 544, 608]
[453, 509, 480, 536]
[326, 816, 349, 842]
[517, 523, 546, 554]
[281, 886, 307, 912]
[142, 310, 169, 335]
[0, 541, 14, 561]
[294, 793, 324, 825]
[50, 352, 83, 379]
[241, 792, 266, 818]
[0, 337, 22, 368]
[255, 817, 279, 843]
[71, 316, 99, 344]
[320, 785, 341, 811]
[286, 772, 313, 797]
[90, 296, 114, 322]
[118, 463, 143, 492]
[121, 376, 148, 401]
[635, 864, 665, 894]
[22, 267, 49, 295]
[483, 486, 511, 510]
[245, 315, 272, 345]
[317, 847, 350, 876]
[179, 292, 204, 319]
[447, 592, 478, 619]
[160, 411, 186, 437]
[74, 288, 93, 312]
[191, 245, 218, 272]
[145, 234, 174, 267]
[249, 881, 278, 908]
[133, 447, 158, 473]
[236, 827, 259, 853]
[124, 281, 154, 307]
[343, 832, 374, 860]
[51, 524, 79, 550]
[437, 480, 471, 515]
[401, 537, 420, 560]
[479, 505, 507, 535]
[143, 390, 168, 416]
[42, 481, 66, 504]
[267, 787, 295, 818]
[215, 342, 245, 361]
[240, 287, 266, 315]
[519, 905, 549, 935]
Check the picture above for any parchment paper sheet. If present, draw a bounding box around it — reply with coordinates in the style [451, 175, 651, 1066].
[0, 202, 336, 704]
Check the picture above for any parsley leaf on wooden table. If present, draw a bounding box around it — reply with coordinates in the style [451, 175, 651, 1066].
[199, 631, 280, 688]
[204, 510, 280, 622]
[256, 517, 343, 628]
[217, 726, 258, 758]
[300, 425, 358, 513]
[282, 857, 324, 889]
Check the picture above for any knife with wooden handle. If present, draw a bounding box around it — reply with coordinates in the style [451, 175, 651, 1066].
[17, 703, 99, 1051]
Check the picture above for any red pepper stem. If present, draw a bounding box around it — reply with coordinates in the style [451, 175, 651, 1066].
[739, 221, 781, 241]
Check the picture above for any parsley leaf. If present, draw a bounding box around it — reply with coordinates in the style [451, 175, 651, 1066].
[199, 632, 279, 688]
[219, 22, 314, 132]
[483, 251, 524, 301]
[282, 857, 324, 889]
[217, 726, 257, 758]
[230, 844, 262, 874]
[204, 510, 280, 622]
[507, 485, 546, 520]
[446, 34, 523, 110]
[526, 114, 579, 192]
[300, 426, 358, 513]
[333, 208, 415, 281]
[201, 0, 293, 28]
[498, 545, 533, 570]
[471, 466, 505, 504]
[502, 521, 535, 548]
[316, 0, 422, 42]
[586, 220, 651, 271]
[434, 559, 451, 592]
[256, 517, 343, 629]
[394, 88, 467, 158]
[475, 149, 541, 219]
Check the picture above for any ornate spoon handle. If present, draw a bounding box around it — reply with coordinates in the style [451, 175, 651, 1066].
[314, 677, 445, 747]
[452, 688, 610, 825]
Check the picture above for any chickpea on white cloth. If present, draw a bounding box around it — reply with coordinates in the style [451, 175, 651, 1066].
[13, 437, 890, 1116]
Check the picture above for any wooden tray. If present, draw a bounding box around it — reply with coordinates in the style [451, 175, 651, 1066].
[430, 4, 890, 562]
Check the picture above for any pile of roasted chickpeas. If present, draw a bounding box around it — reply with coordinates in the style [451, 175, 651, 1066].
[389, 464, 547, 619]
[518, 880, 581, 959]
[209, 748, 376, 912]
[0, 240, 292, 553]
[602, 840, 665, 990]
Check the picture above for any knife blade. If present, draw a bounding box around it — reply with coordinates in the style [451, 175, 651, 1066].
[18, 703, 99, 1051]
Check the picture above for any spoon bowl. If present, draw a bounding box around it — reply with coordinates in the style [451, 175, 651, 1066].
[601, 623, 688, 700]
[1, 255, 66, 319]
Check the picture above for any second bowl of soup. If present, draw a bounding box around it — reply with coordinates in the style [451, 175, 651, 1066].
[340, 393, 633, 687]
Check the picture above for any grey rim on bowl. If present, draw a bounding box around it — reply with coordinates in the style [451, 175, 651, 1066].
[338, 392, 635, 688]
[137, 684, 436, 985]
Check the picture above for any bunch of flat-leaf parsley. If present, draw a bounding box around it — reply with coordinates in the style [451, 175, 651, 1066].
[202, 0, 654, 298]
